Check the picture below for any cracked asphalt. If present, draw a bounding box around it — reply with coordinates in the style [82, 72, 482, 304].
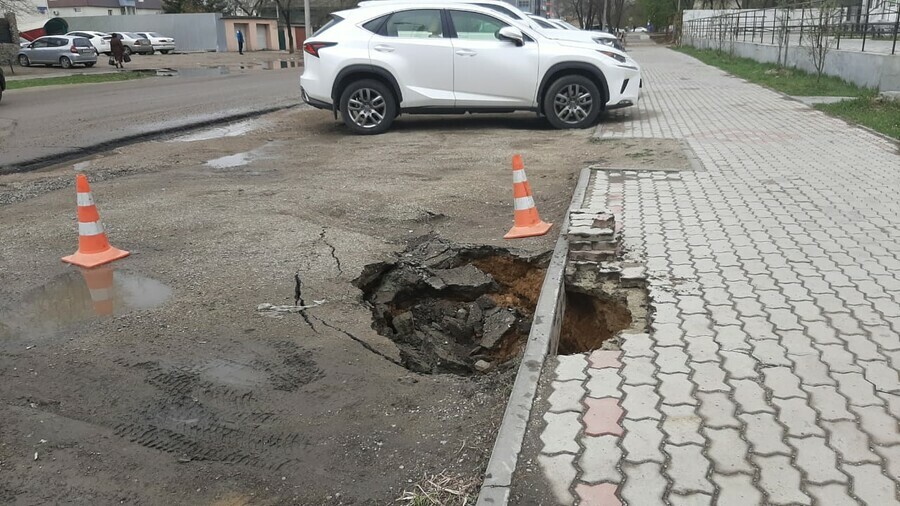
[0, 107, 605, 503]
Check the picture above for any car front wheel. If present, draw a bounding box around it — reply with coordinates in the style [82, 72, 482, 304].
[543, 75, 602, 129]
[124, 46, 132, 56]
[18, 55, 30, 67]
[339, 79, 397, 135]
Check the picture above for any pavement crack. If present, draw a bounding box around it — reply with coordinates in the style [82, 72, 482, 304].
[309, 315, 401, 367]
[317, 227, 343, 275]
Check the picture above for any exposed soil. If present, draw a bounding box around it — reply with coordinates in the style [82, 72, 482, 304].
[558, 289, 634, 354]
[355, 237, 549, 375]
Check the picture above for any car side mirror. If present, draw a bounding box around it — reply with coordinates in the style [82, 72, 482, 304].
[498, 26, 525, 46]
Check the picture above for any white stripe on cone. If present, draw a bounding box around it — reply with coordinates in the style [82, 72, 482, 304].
[513, 170, 528, 183]
[514, 196, 535, 211]
[79, 221, 105, 236]
[76, 193, 95, 207]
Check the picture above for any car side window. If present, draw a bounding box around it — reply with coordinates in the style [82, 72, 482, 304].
[449, 11, 508, 41]
[47, 38, 64, 47]
[384, 10, 443, 39]
[31, 39, 48, 48]
[362, 14, 390, 34]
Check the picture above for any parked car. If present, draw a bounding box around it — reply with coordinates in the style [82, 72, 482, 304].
[0, 66, 5, 103]
[135, 32, 176, 54]
[66, 31, 111, 55]
[300, 3, 641, 134]
[528, 14, 624, 50]
[110, 32, 154, 55]
[360, 0, 623, 49]
[20, 37, 31, 48]
[18, 36, 98, 69]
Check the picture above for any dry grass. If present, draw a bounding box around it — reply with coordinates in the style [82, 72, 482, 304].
[396, 471, 481, 506]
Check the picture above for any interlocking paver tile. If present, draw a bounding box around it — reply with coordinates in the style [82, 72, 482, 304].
[665, 444, 713, 494]
[843, 464, 898, 505]
[804, 385, 854, 421]
[753, 454, 812, 505]
[731, 380, 775, 414]
[555, 354, 589, 381]
[822, 421, 880, 463]
[621, 418, 664, 463]
[516, 45, 900, 506]
[620, 462, 666, 504]
[541, 412, 582, 454]
[773, 397, 824, 437]
[578, 435, 622, 483]
[789, 436, 847, 484]
[740, 413, 790, 455]
[574, 483, 621, 506]
[763, 366, 806, 399]
[548, 380, 587, 413]
[660, 405, 705, 445]
[585, 368, 623, 399]
[712, 474, 763, 505]
[704, 427, 753, 473]
[537, 453, 578, 504]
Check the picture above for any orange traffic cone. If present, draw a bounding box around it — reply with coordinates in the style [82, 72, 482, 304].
[61, 174, 130, 268]
[504, 155, 552, 239]
[80, 266, 115, 316]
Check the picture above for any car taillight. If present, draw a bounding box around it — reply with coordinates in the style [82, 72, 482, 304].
[303, 42, 336, 57]
[70, 45, 79, 53]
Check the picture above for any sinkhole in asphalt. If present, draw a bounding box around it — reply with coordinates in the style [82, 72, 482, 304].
[354, 238, 548, 375]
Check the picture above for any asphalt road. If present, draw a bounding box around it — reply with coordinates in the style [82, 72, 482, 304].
[0, 69, 301, 172]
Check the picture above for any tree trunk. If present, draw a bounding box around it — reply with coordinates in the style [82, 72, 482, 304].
[285, 13, 294, 53]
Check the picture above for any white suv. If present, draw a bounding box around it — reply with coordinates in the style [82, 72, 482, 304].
[300, 3, 641, 134]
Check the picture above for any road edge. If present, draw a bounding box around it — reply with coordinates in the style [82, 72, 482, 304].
[0, 103, 300, 175]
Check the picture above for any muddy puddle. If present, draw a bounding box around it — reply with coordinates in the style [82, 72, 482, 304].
[355, 237, 549, 375]
[154, 60, 301, 78]
[0, 267, 172, 340]
[204, 142, 277, 169]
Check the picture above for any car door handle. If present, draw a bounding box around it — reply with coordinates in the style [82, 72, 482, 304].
[455, 49, 477, 56]
[374, 44, 395, 52]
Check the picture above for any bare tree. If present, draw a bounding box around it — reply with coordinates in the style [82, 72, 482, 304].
[231, 0, 270, 16]
[1, 0, 30, 13]
[774, 8, 791, 67]
[273, 0, 295, 53]
[802, 2, 839, 80]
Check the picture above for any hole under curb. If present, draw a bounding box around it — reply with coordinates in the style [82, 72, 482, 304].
[354, 237, 550, 375]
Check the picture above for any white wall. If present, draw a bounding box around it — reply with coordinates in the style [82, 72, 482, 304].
[683, 35, 900, 91]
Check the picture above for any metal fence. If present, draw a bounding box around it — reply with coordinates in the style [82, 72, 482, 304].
[683, 1, 900, 55]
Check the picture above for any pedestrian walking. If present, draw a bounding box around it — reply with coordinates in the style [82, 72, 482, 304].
[110, 33, 125, 69]
[236, 30, 244, 55]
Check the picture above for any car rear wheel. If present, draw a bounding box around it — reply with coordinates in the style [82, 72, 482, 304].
[160, 50, 170, 54]
[339, 79, 397, 135]
[543, 75, 602, 129]
[84, 62, 95, 67]
[124, 46, 132, 56]
[60, 56, 73, 69]
[18, 55, 30, 67]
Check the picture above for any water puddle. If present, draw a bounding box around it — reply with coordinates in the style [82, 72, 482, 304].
[169, 119, 267, 143]
[155, 60, 301, 78]
[204, 142, 276, 170]
[0, 267, 172, 341]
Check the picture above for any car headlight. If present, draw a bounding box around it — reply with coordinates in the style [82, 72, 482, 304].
[597, 49, 627, 64]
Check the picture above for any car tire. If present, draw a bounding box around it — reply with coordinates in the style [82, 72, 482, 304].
[18, 55, 30, 67]
[124, 46, 132, 56]
[543, 74, 603, 130]
[84, 62, 96, 67]
[160, 50, 170, 54]
[339, 79, 397, 135]
[60, 56, 73, 69]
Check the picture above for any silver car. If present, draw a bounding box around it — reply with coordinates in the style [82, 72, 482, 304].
[111, 32, 154, 55]
[18, 36, 98, 69]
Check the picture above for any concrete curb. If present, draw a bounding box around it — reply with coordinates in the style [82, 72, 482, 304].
[476, 167, 592, 505]
[0, 103, 300, 174]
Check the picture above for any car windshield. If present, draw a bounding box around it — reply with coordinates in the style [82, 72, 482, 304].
[529, 16, 555, 29]
[124, 32, 141, 38]
[148, 32, 163, 37]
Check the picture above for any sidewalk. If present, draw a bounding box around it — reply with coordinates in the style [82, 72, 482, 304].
[510, 45, 900, 505]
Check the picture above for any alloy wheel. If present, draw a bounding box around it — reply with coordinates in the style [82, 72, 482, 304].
[346, 88, 386, 129]
[553, 84, 593, 124]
